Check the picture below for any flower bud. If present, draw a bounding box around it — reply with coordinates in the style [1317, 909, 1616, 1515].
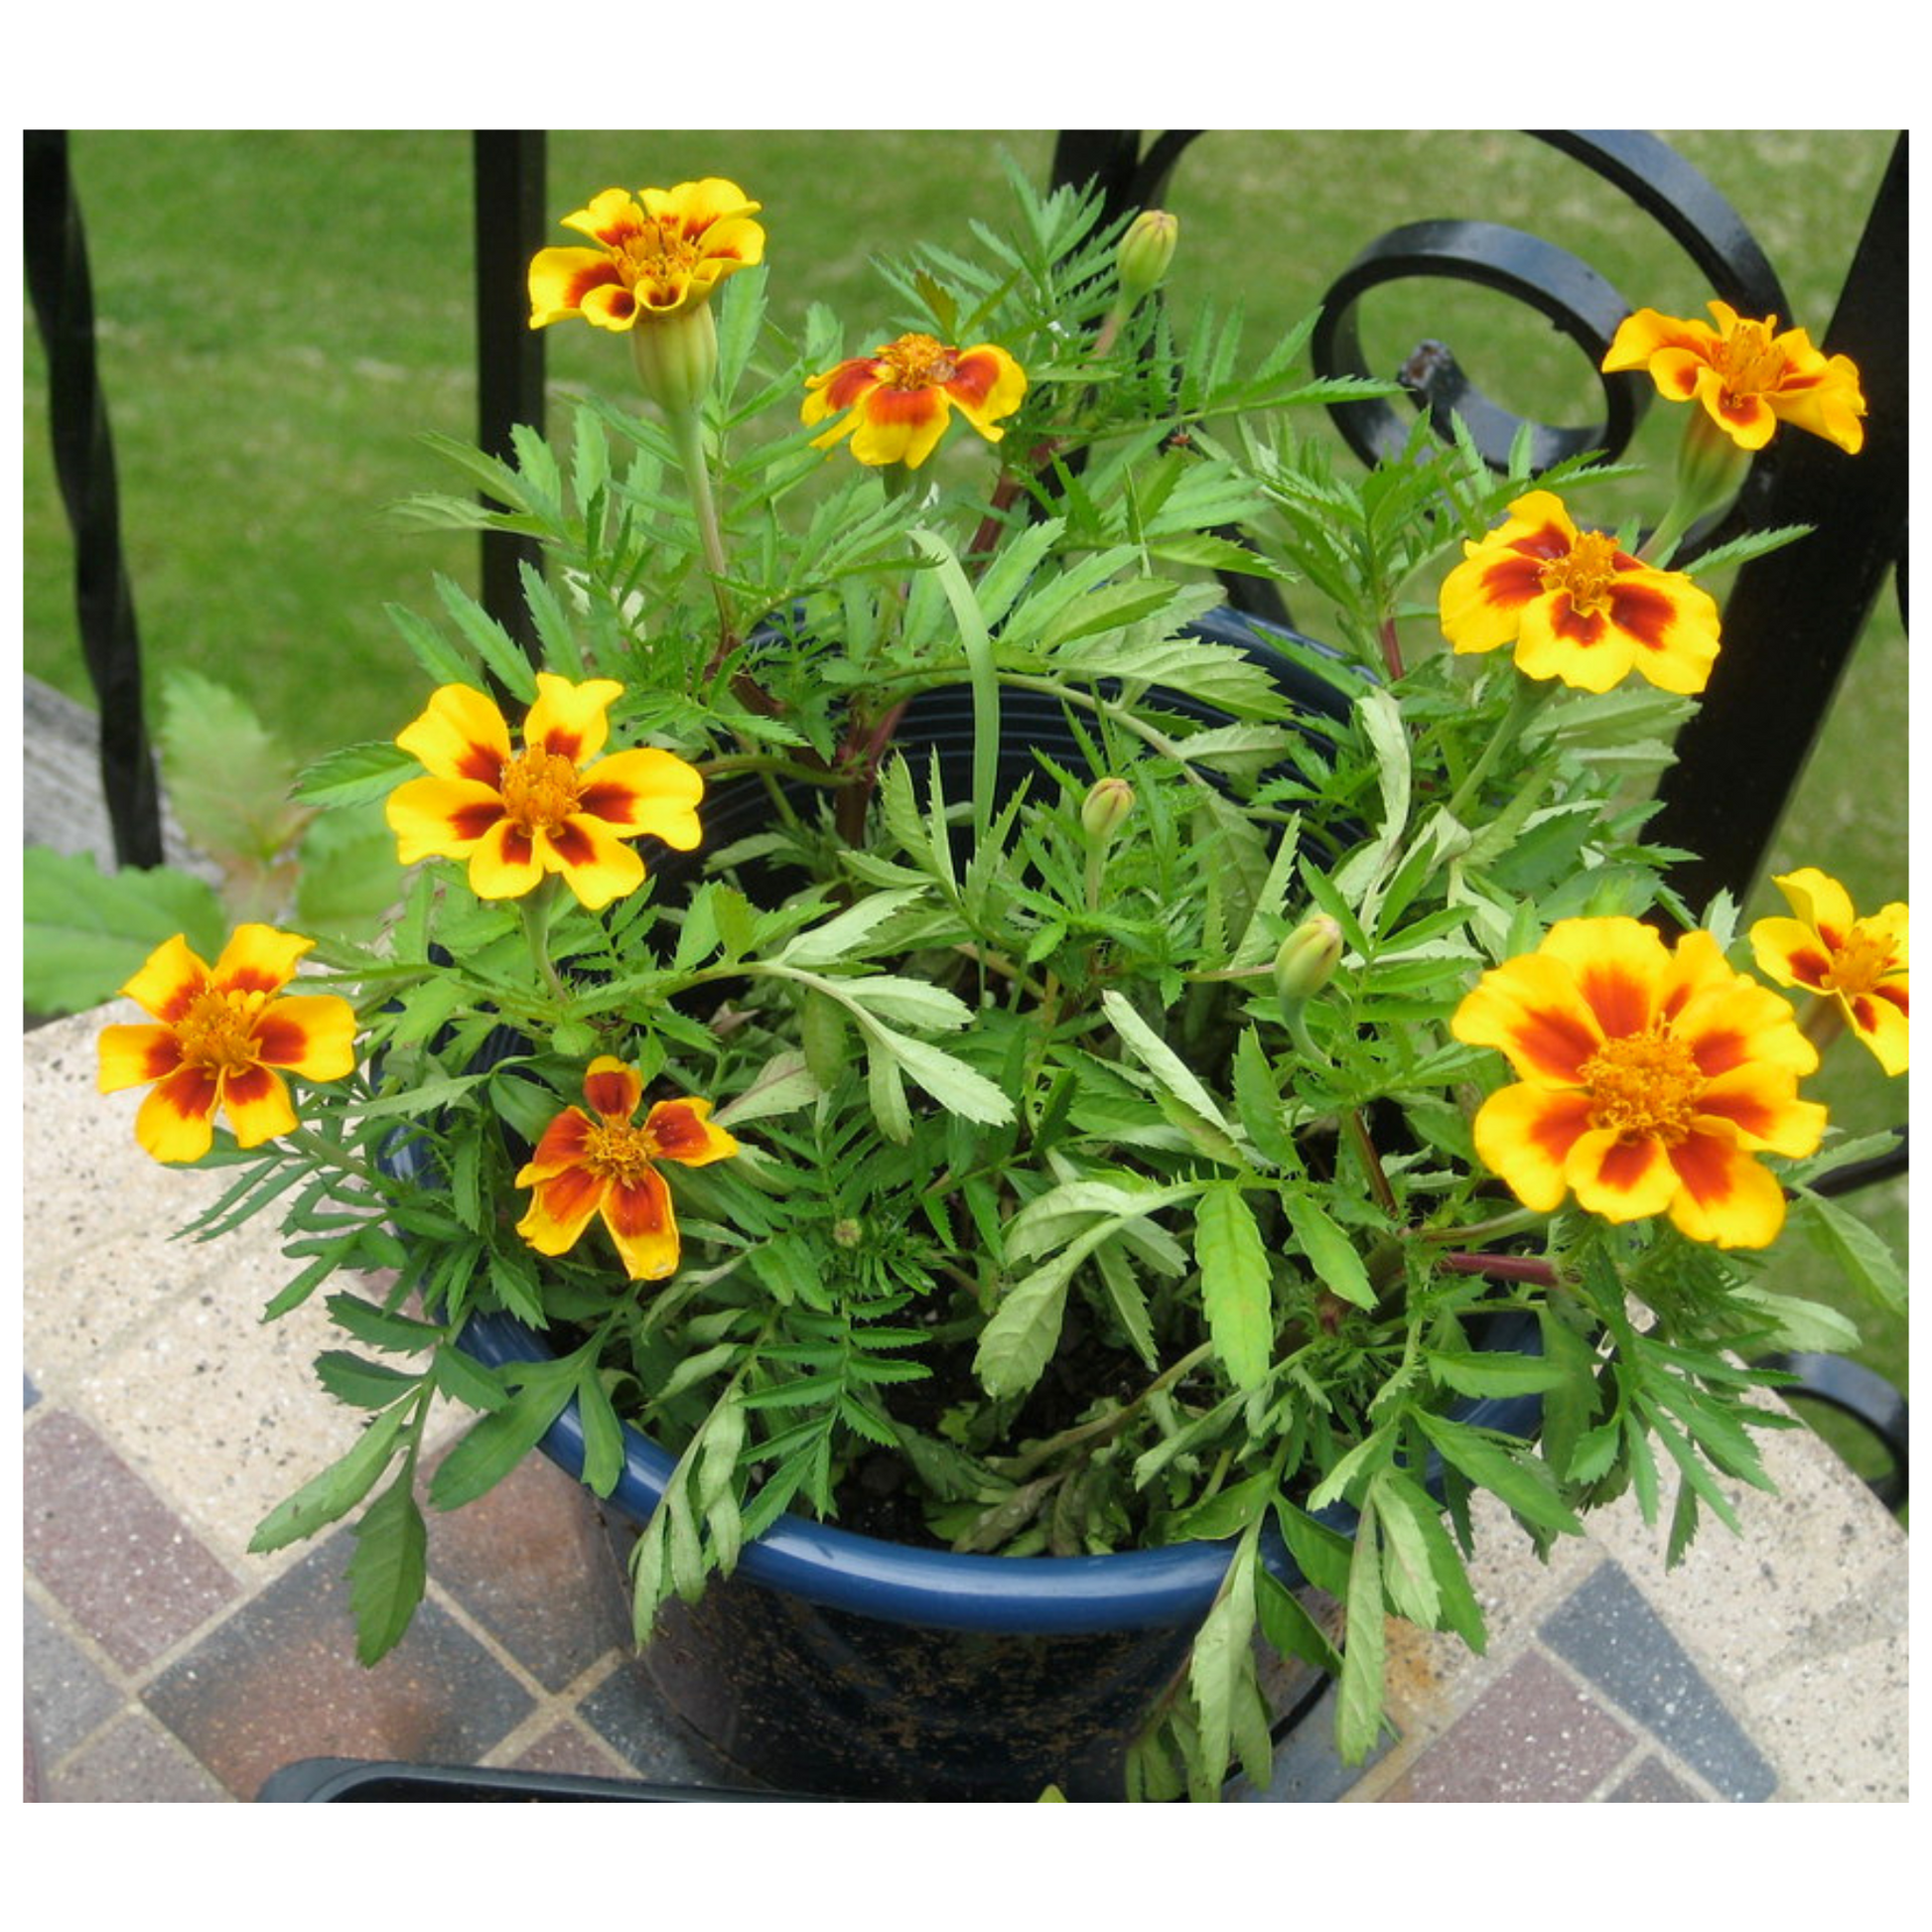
[1274, 914, 1343, 1015]
[1081, 776, 1136, 844]
[1116, 210, 1179, 305]
[627, 301, 720, 419]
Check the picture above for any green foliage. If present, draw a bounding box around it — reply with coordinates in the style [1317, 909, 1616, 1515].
[88, 151, 1905, 1806]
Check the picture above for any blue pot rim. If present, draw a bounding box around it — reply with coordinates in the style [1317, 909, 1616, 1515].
[457, 1308, 1545, 1637]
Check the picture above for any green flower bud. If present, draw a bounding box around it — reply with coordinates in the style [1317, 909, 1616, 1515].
[628, 301, 720, 419]
[1116, 209, 1179, 305]
[549, 1017, 601, 1060]
[1081, 776, 1136, 844]
[1273, 914, 1343, 1016]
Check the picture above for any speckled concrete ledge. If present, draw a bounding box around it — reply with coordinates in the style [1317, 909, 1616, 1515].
[22, 1006, 1910, 1802]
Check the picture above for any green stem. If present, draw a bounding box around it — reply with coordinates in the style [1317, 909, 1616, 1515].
[518, 876, 570, 1005]
[663, 399, 738, 665]
[1445, 674, 1551, 824]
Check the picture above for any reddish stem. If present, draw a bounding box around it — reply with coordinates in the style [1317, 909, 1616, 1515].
[1438, 1251, 1557, 1287]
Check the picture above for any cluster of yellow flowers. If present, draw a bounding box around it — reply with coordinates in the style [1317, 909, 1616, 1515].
[98, 175, 1901, 1278]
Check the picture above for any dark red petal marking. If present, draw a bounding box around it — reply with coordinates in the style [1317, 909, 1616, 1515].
[221, 1062, 278, 1108]
[250, 1012, 309, 1066]
[1477, 554, 1546, 608]
[561, 261, 625, 306]
[452, 799, 507, 842]
[646, 1102, 710, 1159]
[1690, 1025, 1748, 1077]
[1785, 946, 1833, 989]
[528, 1108, 595, 1168]
[546, 819, 597, 868]
[606, 1172, 671, 1238]
[1668, 1130, 1735, 1206]
[584, 1066, 637, 1120]
[821, 361, 884, 410]
[1509, 1002, 1600, 1081]
[455, 740, 503, 785]
[1549, 602, 1609, 647]
[1605, 581, 1675, 648]
[943, 351, 1001, 407]
[158, 1063, 220, 1122]
[576, 778, 646, 825]
[538, 1166, 605, 1222]
[1875, 982, 1908, 1016]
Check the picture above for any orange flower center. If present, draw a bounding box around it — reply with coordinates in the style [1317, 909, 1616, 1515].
[499, 749, 583, 836]
[1539, 530, 1622, 619]
[175, 988, 262, 1072]
[1580, 1029, 1704, 1146]
[1820, 922, 1896, 998]
[1713, 316, 1789, 403]
[878, 333, 957, 391]
[583, 1120, 657, 1185]
[616, 222, 699, 289]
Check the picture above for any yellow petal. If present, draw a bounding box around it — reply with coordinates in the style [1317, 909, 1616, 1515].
[211, 923, 314, 998]
[251, 994, 358, 1082]
[1470, 1083, 1594, 1213]
[218, 1062, 301, 1149]
[386, 773, 505, 864]
[134, 1066, 220, 1163]
[97, 1022, 183, 1094]
[119, 933, 211, 1024]
[396, 684, 512, 783]
[526, 673, 623, 764]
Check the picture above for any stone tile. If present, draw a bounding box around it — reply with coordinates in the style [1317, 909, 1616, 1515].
[143, 1535, 536, 1800]
[577, 1656, 750, 1791]
[1735, 1630, 1910, 1802]
[424, 1444, 632, 1692]
[65, 1249, 375, 1572]
[1385, 1651, 1635, 1802]
[24, 1408, 240, 1671]
[42, 1708, 232, 1802]
[503, 1719, 637, 1780]
[1542, 1561, 1777, 1801]
[24, 1006, 245, 1283]
[1608, 1755, 1704, 1802]
[24, 1591, 126, 1760]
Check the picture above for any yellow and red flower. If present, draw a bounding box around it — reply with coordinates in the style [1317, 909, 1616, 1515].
[1750, 868, 1908, 1075]
[802, 333, 1027, 470]
[1451, 916, 1827, 1249]
[515, 1057, 740, 1280]
[385, 675, 703, 911]
[1601, 301, 1866, 455]
[527, 181, 764, 332]
[1439, 489, 1722, 695]
[97, 926, 357, 1164]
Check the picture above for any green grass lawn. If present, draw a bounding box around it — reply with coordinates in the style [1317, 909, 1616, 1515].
[23, 129, 1905, 1458]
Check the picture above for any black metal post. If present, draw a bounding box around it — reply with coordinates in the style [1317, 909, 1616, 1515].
[23, 128, 165, 869]
[473, 131, 549, 656]
[1646, 133, 1908, 909]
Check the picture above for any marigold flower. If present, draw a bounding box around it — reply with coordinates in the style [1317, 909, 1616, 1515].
[527, 181, 764, 332]
[1601, 301, 1866, 455]
[1750, 868, 1908, 1075]
[1451, 916, 1827, 1249]
[385, 674, 704, 911]
[97, 926, 357, 1164]
[1439, 489, 1722, 695]
[801, 333, 1027, 470]
[515, 1057, 741, 1280]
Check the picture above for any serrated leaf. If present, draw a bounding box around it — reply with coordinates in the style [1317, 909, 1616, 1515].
[292, 740, 417, 808]
[156, 667, 305, 861]
[576, 1365, 626, 1497]
[1412, 1412, 1583, 1537]
[427, 1358, 581, 1510]
[346, 1469, 429, 1665]
[325, 1293, 445, 1355]
[1186, 1541, 1259, 1799]
[1335, 1501, 1388, 1764]
[1283, 1190, 1373, 1310]
[1193, 1182, 1274, 1390]
[315, 1350, 420, 1410]
[1425, 1348, 1569, 1399]
[23, 847, 228, 1015]
[1796, 1189, 1906, 1313]
[248, 1408, 408, 1553]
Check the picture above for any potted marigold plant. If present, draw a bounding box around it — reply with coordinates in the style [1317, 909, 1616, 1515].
[98, 162, 1904, 1802]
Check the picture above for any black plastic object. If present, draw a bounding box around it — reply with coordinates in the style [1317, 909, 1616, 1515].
[255, 1756, 796, 1802]
[1760, 1352, 1908, 1510]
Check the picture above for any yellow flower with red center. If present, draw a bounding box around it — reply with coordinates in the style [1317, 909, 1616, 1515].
[515, 1057, 741, 1281]
[801, 333, 1028, 470]
[1750, 869, 1908, 1075]
[1451, 916, 1827, 1249]
[385, 675, 704, 911]
[1439, 489, 1722, 695]
[527, 181, 764, 332]
[97, 925, 357, 1164]
[1601, 301, 1866, 455]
